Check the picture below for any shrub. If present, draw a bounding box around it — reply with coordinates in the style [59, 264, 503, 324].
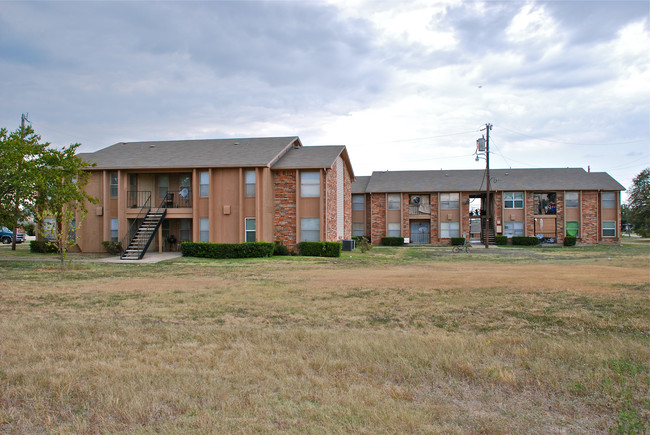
[512, 236, 541, 246]
[563, 236, 577, 246]
[352, 235, 371, 244]
[381, 237, 404, 246]
[451, 237, 466, 246]
[29, 240, 59, 253]
[273, 241, 290, 256]
[298, 241, 342, 258]
[495, 235, 509, 245]
[181, 242, 274, 259]
[102, 241, 123, 255]
[356, 236, 372, 253]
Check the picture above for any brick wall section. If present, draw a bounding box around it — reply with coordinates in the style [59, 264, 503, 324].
[525, 191, 535, 236]
[581, 191, 598, 244]
[344, 165, 352, 239]
[402, 194, 409, 236]
[555, 191, 565, 244]
[430, 193, 439, 243]
[461, 192, 471, 239]
[370, 193, 386, 244]
[273, 170, 297, 250]
[493, 192, 502, 233]
[325, 167, 337, 241]
[365, 194, 372, 238]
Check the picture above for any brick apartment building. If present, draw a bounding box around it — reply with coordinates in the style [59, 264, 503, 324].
[76, 137, 353, 256]
[352, 168, 624, 245]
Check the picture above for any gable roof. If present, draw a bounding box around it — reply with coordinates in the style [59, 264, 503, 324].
[351, 176, 371, 194]
[360, 168, 624, 193]
[78, 136, 301, 170]
[272, 145, 355, 178]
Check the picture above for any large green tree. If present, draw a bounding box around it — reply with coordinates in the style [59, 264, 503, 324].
[627, 168, 650, 237]
[34, 143, 97, 267]
[0, 124, 49, 250]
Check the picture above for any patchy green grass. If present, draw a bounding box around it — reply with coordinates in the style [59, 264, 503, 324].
[0, 242, 648, 433]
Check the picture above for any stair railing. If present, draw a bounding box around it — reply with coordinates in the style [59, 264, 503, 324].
[120, 193, 151, 257]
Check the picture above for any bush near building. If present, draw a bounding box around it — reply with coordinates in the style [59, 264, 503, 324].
[181, 242, 274, 259]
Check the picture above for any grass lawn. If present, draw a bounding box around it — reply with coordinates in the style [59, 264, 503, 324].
[0, 242, 648, 433]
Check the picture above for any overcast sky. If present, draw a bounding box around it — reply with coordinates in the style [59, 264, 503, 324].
[1, 0, 648, 195]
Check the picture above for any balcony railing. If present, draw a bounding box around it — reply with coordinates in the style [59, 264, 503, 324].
[409, 204, 431, 216]
[127, 190, 192, 209]
[409, 232, 430, 244]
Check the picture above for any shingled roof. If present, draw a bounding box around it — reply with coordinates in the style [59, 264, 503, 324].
[358, 168, 624, 193]
[272, 145, 354, 178]
[78, 137, 301, 169]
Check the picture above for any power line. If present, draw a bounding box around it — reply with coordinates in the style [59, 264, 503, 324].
[349, 129, 480, 147]
[498, 125, 649, 147]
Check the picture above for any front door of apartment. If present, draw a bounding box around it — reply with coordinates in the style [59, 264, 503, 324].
[410, 221, 430, 244]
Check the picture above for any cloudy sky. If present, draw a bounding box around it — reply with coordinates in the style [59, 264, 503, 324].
[1, 0, 648, 195]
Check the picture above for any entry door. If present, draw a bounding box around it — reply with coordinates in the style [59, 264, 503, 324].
[410, 221, 430, 244]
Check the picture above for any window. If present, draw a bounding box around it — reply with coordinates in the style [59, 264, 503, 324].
[352, 222, 365, 237]
[504, 192, 524, 209]
[602, 192, 616, 209]
[109, 172, 118, 198]
[534, 192, 556, 215]
[504, 221, 524, 237]
[245, 218, 256, 242]
[388, 222, 401, 237]
[158, 175, 169, 199]
[180, 219, 191, 242]
[69, 219, 76, 242]
[245, 170, 256, 197]
[301, 218, 320, 242]
[387, 194, 401, 210]
[440, 222, 459, 238]
[200, 218, 209, 242]
[199, 171, 209, 197]
[566, 221, 579, 237]
[440, 193, 460, 209]
[110, 218, 118, 242]
[43, 218, 56, 241]
[301, 172, 320, 197]
[566, 192, 579, 208]
[352, 194, 365, 211]
[603, 221, 616, 237]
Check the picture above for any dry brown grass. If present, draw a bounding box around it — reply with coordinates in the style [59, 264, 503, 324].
[0, 245, 648, 433]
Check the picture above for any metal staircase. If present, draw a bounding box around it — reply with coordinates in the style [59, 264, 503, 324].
[480, 218, 496, 245]
[120, 209, 166, 260]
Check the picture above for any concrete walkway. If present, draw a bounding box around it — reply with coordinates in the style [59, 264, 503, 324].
[98, 252, 183, 264]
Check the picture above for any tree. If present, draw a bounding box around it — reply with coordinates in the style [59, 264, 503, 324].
[627, 168, 650, 237]
[34, 143, 97, 267]
[0, 123, 49, 250]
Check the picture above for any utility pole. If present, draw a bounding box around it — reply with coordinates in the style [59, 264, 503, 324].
[484, 123, 492, 249]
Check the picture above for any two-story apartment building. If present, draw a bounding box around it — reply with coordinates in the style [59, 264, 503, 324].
[352, 168, 624, 245]
[76, 137, 353, 256]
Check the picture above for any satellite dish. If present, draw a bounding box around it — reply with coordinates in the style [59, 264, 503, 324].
[180, 188, 189, 198]
[413, 196, 420, 204]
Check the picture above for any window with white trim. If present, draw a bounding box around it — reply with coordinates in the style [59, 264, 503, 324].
[504, 221, 524, 237]
[352, 194, 365, 211]
[440, 222, 459, 238]
[199, 171, 209, 197]
[301, 218, 320, 241]
[352, 222, 365, 237]
[387, 194, 401, 210]
[245, 170, 256, 197]
[110, 218, 118, 242]
[245, 218, 256, 242]
[504, 192, 524, 209]
[200, 218, 209, 242]
[440, 193, 459, 209]
[566, 192, 579, 208]
[387, 222, 401, 237]
[602, 192, 616, 209]
[109, 172, 118, 198]
[603, 221, 616, 237]
[301, 172, 320, 197]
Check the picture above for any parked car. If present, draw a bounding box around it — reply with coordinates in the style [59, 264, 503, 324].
[1, 226, 24, 244]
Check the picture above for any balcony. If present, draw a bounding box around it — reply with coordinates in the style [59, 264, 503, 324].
[409, 204, 431, 216]
[127, 190, 192, 209]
